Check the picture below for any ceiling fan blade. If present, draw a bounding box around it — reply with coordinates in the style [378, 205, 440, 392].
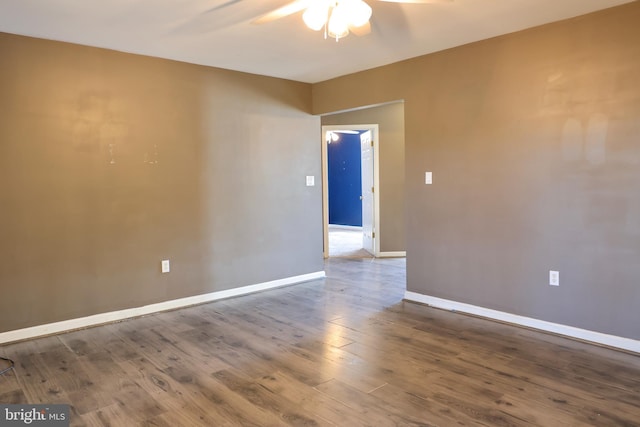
[350, 21, 371, 37]
[169, 0, 248, 36]
[252, 0, 309, 25]
[377, 0, 453, 3]
[199, 0, 244, 15]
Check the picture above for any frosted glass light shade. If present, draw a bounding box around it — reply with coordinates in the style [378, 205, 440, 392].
[303, 3, 330, 31]
[327, 3, 350, 39]
[346, 0, 372, 27]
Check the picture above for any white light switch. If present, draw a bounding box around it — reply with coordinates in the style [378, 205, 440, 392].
[161, 260, 170, 273]
[306, 176, 315, 186]
[549, 270, 559, 286]
[425, 172, 433, 185]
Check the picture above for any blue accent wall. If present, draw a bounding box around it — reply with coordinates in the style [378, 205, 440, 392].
[328, 133, 362, 226]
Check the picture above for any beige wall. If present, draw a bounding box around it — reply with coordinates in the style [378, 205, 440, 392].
[0, 33, 323, 333]
[322, 102, 405, 252]
[313, 3, 640, 340]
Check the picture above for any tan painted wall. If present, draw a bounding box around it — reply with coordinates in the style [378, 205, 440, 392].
[321, 102, 405, 252]
[0, 33, 323, 333]
[313, 3, 640, 340]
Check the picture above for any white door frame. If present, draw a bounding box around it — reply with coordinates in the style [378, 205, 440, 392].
[321, 124, 380, 258]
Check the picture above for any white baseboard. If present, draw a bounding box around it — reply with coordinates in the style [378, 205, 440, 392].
[0, 271, 326, 345]
[404, 291, 639, 354]
[377, 251, 406, 258]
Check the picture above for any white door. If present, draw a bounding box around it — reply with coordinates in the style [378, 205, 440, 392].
[360, 130, 375, 255]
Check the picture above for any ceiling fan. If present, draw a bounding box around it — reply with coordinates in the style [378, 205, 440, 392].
[253, 0, 452, 41]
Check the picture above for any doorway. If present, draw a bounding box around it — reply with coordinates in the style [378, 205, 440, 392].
[322, 125, 379, 258]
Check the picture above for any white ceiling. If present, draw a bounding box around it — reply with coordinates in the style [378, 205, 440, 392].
[0, 0, 635, 83]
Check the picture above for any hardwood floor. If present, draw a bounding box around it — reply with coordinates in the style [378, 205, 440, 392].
[1, 257, 639, 426]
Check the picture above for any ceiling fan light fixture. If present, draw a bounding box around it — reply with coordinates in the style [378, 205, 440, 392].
[298, 0, 374, 41]
[256, 0, 447, 42]
[327, 4, 350, 40]
[329, 131, 340, 142]
[303, 3, 330, 31]
[345, 0, 372, 27]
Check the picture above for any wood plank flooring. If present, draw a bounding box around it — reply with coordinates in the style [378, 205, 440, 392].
[1, 257, 639, 426]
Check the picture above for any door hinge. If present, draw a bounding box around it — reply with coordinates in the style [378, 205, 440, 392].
[372, 232, 375, 238]
[371, 140, 374, 147]
[371, 186, 374, 193]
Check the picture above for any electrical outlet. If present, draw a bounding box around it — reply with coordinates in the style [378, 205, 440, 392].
[549, 270, 559, 286]
[161, 260, 170, 273]
[306, 175, 315, 186]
